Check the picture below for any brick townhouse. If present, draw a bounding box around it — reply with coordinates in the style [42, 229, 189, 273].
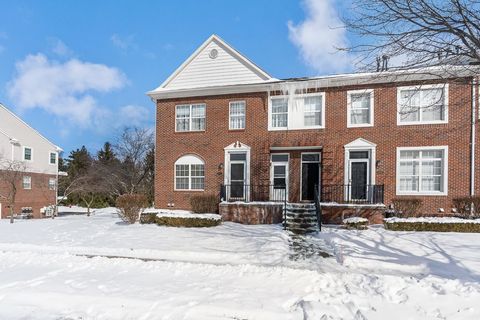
[0, 103, 62, 219]
[148, 34, 480, 223]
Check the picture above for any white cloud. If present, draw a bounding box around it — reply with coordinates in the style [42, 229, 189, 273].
[288, 0, 350, 74]
[7, 53, 127, 127]
[117, 105, 152, 127]
[111, 34, 136, 51]
[49, 38, 73, 57]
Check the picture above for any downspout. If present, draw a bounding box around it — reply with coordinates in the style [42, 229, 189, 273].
[471, 77, 478, 196]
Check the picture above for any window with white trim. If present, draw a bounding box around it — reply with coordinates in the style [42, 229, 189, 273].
[23, 147, 32, 161]
[229, 101, 245, 130]
[398, 85, 447, 124]
[271, 98, 288, 128]
[49, 152, 57, 165]
[348, 90, 373, 126]
[23, 176, 31, 189]
[175, 155, 205, 190]
[397, 148, 447, 194]
[303, 95, 322, 126]
[175, 104, 206, 132]
[49, 178, 56, 190]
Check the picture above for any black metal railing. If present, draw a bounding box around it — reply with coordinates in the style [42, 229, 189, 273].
[220, 184, 287, 203]
[313, 184, 322, 231]
[320, 184, 384, 204]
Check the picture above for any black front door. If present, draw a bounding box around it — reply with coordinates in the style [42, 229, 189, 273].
[351, 162, 368, 200]
[230, 162, 245, 199]
[302, 162, 320, 201]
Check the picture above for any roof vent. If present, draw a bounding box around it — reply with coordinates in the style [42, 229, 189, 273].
[209, 48, 218, 59]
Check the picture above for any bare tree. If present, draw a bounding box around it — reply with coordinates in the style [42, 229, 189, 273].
[343, 0, 480, 71]
[0, 159, 27, 223]
[107, 127, 154, 196]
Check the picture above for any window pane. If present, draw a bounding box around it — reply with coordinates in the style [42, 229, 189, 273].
[24, 148, 32, 160]
[176, 119, 190, 131]
[175, 177, 189, 189]
[191, 177, 204, 190]
[176, 164, 189, 177]
[50, 153, 56, 164]
[273, 166, 286, 175]
[399, 161, 419, 175]
[230, 102, 245, 129]
[350, 151, 369, 159]
[400, 150, 420, 159]
[272, 154, 288, 162]
[304, 112, 321, 126]
[422, 105, 444, 121]
[399, 177, 419, 191]
[351, 93, 370, 109]
[191, 164, 204, 177]
[191, 118, 205, 131]
[421, 176, 441, 191]
[398, 148, 444, 193]
[351, 109, 370, 124]
[192, 105, 205, 117]
[272, 99, 288, 113]
[303, 96, 321, 112]
[176, 105, 190, 117]
[302, 154, 320, 162]
[230, 153, 246, 161]
[273, 114, 287, 127]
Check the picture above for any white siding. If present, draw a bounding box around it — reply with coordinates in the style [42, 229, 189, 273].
[0, 105, 59, 175]
[165, 39, 269, 90]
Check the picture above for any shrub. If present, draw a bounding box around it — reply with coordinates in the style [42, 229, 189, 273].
[452, 196, 480, 218]
[190, 194, 219, 213]
[116, 194, 149, 224]
[155, 216, 221, 227]
[139, 211, 157, 224]
[391, 198, 423, 217]
[343, 217, 369, 230]
[384, 221, 480, 233]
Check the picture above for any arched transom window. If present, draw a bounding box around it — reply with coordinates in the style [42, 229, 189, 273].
[175, 155, 205, 190]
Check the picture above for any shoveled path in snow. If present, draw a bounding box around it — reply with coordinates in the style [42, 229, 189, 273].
[0, 208, 479, 319]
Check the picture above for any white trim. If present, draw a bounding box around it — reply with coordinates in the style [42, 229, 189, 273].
[396, 146, 449, 196]
[228, 100, 246, 130]
[174, 154, 205, 191]
[344, 139, 377, 197]
[300, 152, 321, 201]
[22, 146, 33, 162]
[270, 146, 323, 151]
[268, 92, 325, 131]
[49, 151, 57, 165]
[22, 175, 32, 190]
[397, 83, 449, 125]
[154, 34, 272, 90]
[224, 141, 251, 190]
[175, 103, 206, 132]
[270, 153, 289, 201]
[347, 89, 374, 128]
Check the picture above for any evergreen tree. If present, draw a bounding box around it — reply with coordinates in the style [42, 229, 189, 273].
[97, 142, 117, 164]
[65, 146, 92, 178]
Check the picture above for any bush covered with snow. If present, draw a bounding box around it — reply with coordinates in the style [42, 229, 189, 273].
[452, 196, 480, 218]
[343, 217, 369, 230]
[190, 194, 219, 213]
[140, 209, 222, 227]
[391, 198, 423, 217]
[384, 217, 480, 232]
[116, 194, 149, 224]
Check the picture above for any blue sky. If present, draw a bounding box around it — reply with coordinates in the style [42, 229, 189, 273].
[0, 0, 352, 155]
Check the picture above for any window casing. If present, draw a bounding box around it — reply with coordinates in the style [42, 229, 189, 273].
[229, 101, 246, 130]
[49, 178, 56, 190]
[347, 89, 374, 127]
[271, 98, 288, 129]
[269, 93, 325, 130]
[397, 84, 448, 125]
[23, 147, 32, 161]
[175, 104, 206, 132]
[23, 176, 32, 189]
[396, 147, 448, 195]
[174, 155, 205, 190]
[49, 152, 57, 165]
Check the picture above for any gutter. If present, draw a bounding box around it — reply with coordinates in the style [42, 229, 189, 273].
[471, 77, 478, 196]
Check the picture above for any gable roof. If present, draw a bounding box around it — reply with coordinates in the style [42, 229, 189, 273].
[0, 103, 62, 151]
[148, 34, 275, 95]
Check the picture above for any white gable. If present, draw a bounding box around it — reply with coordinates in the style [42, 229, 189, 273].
[154, 35, 273, 92]
[344, 138, 377, 149]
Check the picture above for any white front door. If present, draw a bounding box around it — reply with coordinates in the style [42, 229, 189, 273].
[270, 157, 289, 201]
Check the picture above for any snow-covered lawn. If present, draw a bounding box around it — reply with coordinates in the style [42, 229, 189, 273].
[0, 208, 479, 319]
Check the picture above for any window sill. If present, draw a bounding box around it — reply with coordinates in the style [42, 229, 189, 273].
[347, 124, 374, 128]
[174, 189, 205, 192]
[268, 126, 325, 131]
[396, 192, 447, 196]
[397, 121, 448, 126]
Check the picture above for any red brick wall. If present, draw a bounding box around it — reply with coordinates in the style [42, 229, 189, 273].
[0, 171, 56, 219]
[155, 80, 477, 215]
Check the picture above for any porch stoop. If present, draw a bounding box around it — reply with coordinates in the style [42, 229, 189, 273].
[285, 203, 319, 234]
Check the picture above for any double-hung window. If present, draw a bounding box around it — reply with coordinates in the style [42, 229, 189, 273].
[271, 98, 288, 128]
[23, 147, 32, 161]
[303, 95, 323, 127]
[174, 155, 205, 190]
[175, 104, 206, 132]
[23, 176, 32, 189]
[49, 152, 57, 165]
[348, 89, 374, 127]
[229, 101, 246, 130]
[397, 85, 448, 124]
[397, 147, 447, 195]
[49, 178, 56, 190]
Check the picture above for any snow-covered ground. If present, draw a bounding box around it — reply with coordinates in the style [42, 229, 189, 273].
[0, 208, 479, 319]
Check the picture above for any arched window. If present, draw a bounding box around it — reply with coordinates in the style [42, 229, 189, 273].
[174, 155, 205, 190]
